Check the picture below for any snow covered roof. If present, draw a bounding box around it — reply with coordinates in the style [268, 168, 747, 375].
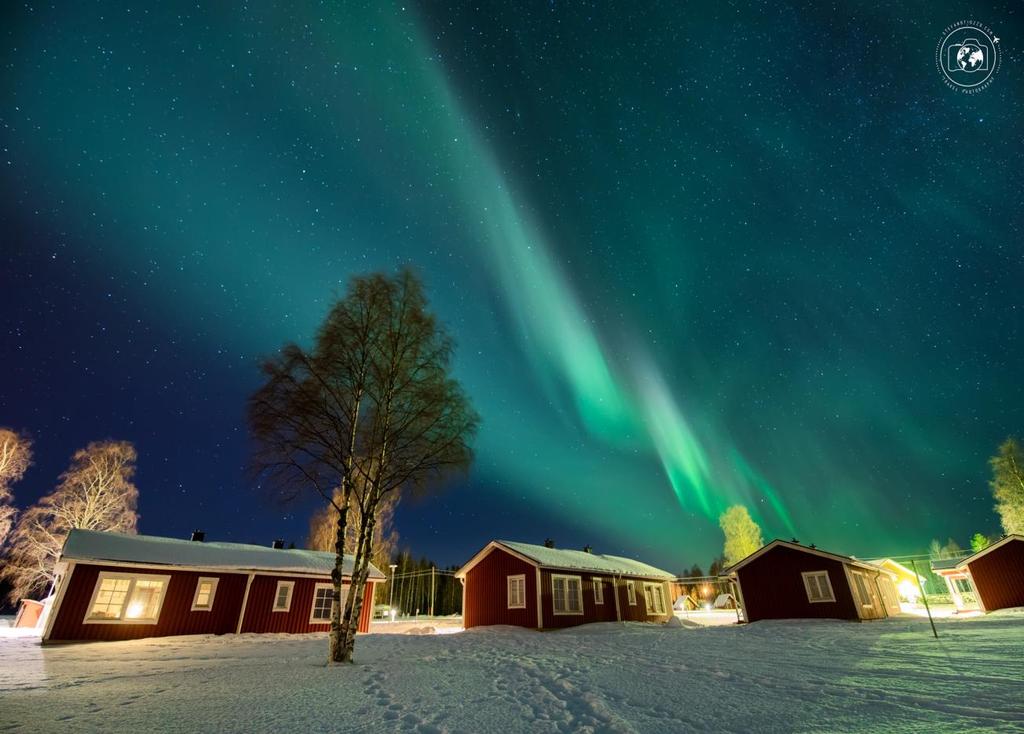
[61, 529, 386, 580]
[456, 540, 674, 580]
[723, 539, 891, 576]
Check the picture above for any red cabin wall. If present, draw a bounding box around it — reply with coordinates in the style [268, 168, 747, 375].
[464, 547, 538, 629]
[462, 546, 673, 630]
[48, 563, 376, 642]
[737, 546, 858, 622]
[968, 539, 1024, 612]
[240, 576, 374, 634]
[539, 570, 652, 628]
[47, 563, 248, 642]
[610, 578, 673, 624]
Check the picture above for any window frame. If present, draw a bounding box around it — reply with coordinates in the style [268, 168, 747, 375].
[801, 571, 836, 603]
[83, 571, 172, 625]
[643, 582, 667, 616]
[551, 574, 584, 616]
[273, 580, 295, 612]
[190, 577, 220, 612]
[507, 574, 526, 609]
[309, 582, 336, 624]
[626, 580, 637, 606]
[593, 577, 604, 605]
[850, 571, 873, 608]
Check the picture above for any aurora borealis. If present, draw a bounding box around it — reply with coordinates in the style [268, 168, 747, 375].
[2, 3, 1022, 571]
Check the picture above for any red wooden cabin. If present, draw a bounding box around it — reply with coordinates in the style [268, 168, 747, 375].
[932, 535, 1024, 613]
[456, 540, 675, 630]
[724, 540, 898, 623]
[41, 529, 384, 644]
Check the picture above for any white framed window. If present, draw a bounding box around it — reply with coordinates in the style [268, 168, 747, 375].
[273, 580, 295, 612]
[551, 574, 583, 615]
[84, 572, 171, 625]
[850, 571, 872, 608]
[643, 582, 667, 615]
[802, 571, 836, 603]
[310, 583, 346, 624]
[191, 577, 219, 611]
[593, 577, 604, 605]
[626, 580, 637, 605]
[507, 574, 526, 609]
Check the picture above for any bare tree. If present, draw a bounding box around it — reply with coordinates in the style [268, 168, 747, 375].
[990, 437, 1024, 535]
[2, 441, 138, 602]
[339, 270, 478, 662]
[249, 275, 384, 664]
[0, 428, 33, 547]
[251, 269, 477, 664]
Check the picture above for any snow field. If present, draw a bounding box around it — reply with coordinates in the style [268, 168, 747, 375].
[1, 612, 1023, 733]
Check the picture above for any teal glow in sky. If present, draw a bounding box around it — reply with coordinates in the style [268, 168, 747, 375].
[2, 2, 1022, 570]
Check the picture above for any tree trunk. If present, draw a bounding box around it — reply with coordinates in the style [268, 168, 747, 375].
[328, 487, 350, 665]
[339, 504, 377, 663]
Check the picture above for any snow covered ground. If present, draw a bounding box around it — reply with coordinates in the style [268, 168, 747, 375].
[2, 613, 1023, 733]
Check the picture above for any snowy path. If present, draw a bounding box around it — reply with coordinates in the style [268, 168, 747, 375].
[2, 614, 1023, 733]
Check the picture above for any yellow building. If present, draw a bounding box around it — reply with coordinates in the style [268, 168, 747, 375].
[868, 558, 926, 603]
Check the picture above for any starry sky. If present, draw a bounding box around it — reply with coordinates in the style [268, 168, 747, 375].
[2, 2, 1022, 573]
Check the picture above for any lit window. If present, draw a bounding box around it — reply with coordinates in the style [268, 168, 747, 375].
[273, 581, 294, 612]
[626, 580, 637, 606]
[507, 575, 526, 609]
[593, 578, 604, 605]
[802, 571, 836, 603]
[310, 583, 341, 624]
[643, 582, 666, 615]
[551, 574, 583, 615]
[191, 577, 219, 611]
[85, 572, 170, 624]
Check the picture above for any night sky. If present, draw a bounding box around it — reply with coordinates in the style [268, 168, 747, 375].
[2, 2, 1022, 573]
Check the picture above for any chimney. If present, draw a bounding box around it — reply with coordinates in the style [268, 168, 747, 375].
[271, 539, 285, 549]
[582, 544, 593, 554]
[543, 538, 555, 549]
[191, 530, 205, 542]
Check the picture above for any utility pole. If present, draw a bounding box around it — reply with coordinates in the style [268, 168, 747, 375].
[388, 564, 398, 621]
[910, 558, 938, 639]
[429, 566, 436, 617]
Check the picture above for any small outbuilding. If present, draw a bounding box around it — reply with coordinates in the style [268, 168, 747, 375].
[724, 539, 898, 623]
[41, 529, 385, 643]
[867, 558, 927, 604]
[931, 535, 1024, 613]
[456, 540, 675, 630]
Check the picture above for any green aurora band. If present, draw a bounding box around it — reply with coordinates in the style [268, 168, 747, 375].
[6, 2, 1013, 562]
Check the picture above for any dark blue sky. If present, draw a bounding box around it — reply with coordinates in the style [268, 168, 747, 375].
[2, 2, 1022, 573]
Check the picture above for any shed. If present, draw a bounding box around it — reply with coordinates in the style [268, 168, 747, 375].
[41, 529, 385, 643]
[866, 558, 927, 604]
[932, 535, 1024, 613]
[455, 540, 675, 630]
[723, 540, 897, 622]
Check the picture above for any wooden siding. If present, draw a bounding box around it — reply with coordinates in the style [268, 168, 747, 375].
[240, 576, 374, 634]
[49, 563, 374, 642]
[463, 546, 538, 628]
[967, 539, 1024, 612]
[737, 545, 859, 622]
[48, 563, 248, 642]
[616, 578, 673, 624]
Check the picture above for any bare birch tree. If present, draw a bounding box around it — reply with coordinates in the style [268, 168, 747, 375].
[339, 270, 478, 662]
[0, 428, 33, 548]
[2, 440, 138, 602]
[248, 275, 385, 664]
